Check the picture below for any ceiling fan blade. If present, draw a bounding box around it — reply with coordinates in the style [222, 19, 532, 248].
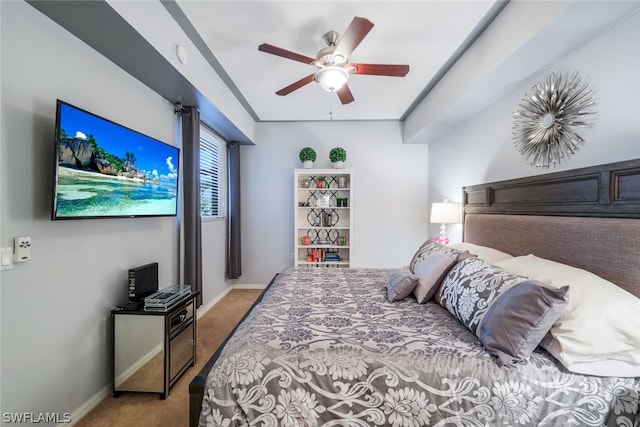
[275, 74, 316, 96]
[333, 17, 374, 60]
[351, 63, 409, 77]
[258, 43, 315, 65]
[336, 84, 355, 105]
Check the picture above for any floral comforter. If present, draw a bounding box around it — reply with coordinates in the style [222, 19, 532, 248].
[200, 267, 639, 426]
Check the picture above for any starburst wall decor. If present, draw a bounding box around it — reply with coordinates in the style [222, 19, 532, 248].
[512, 70, 596, 168]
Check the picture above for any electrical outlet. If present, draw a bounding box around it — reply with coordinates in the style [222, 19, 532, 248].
[1, 247, 13, 271]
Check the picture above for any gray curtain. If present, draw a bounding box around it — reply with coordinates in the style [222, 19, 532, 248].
[227, 141, 242, 279]
[181, 107, 202, 306]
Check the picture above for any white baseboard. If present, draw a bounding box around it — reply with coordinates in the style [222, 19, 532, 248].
[196, 286, 232, 318]
[196, 283, 266, 319]
[231, 283, 267, 290]
[63, 384, 111, 427]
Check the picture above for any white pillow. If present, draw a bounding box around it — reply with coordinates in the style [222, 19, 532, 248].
[494, 254, 640, 377]
[449, 242, 513, 264]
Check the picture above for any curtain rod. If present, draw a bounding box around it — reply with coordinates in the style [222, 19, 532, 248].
[173, 101, 191, 116]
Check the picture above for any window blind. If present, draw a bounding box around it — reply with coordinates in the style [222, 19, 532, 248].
[200, 125, 226, 218]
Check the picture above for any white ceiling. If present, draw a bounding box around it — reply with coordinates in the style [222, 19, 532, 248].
[174, 1, 499, 122]
[29, 0, 640, 142]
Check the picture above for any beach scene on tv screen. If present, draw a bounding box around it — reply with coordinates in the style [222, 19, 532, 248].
[54, 103, 179, 218]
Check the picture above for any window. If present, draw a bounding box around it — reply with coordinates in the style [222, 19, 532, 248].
[200, 124, 226, 219]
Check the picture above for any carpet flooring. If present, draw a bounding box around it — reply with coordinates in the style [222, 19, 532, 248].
[75, 288, 263, 427]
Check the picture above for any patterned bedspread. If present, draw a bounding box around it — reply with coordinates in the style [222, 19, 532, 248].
[200, 267, 639, 426]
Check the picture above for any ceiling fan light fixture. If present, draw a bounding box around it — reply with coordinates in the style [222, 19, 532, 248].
[258, 16, 408, 105]
[315, 66, 349, 92]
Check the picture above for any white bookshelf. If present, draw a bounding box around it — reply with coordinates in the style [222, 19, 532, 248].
[294, 169, 353, 268]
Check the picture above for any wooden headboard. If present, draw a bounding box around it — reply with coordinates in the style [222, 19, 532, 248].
[462, 159, 640, 297]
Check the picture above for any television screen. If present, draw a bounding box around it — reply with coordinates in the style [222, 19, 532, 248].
[52, 100, 179, 219]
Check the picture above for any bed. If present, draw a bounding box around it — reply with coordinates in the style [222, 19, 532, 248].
[189, 159, 640, 427]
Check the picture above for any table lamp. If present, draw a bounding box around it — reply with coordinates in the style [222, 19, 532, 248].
[430, 199, 462, 245]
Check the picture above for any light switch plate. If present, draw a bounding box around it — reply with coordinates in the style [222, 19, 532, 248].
[1, 247, 13, 271]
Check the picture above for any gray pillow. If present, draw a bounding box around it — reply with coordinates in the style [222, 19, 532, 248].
[386, 267, 419, 302]
[409, 238, 461, 273]
[413, 252, 460, 303]
[476, 280, 570, 366]
[437, 257, 530, 334]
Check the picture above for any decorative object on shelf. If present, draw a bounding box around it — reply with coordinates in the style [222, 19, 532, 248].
[301, 178, 311, 188]
[316, 176, 326, 188]
[329, 147, 347, 169]
[512, 70, 596, 168]
[316, 194, 330, 208]
[338, 176, 346, 188]
[430, 199, 461, 245]
[299, 147, 317, 169]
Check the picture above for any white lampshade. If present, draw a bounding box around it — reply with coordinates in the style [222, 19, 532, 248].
[315, 66, 349, 92]
[430, 202, 462, 224]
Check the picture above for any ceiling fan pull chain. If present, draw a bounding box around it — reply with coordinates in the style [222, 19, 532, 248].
[328, 94, 334, 120]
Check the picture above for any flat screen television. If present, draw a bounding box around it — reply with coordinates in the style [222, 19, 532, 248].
[52, 100, 180, 219]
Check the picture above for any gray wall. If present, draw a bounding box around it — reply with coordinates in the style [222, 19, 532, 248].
[427, 10, 640, 242]
[237, 121, 429, 286]
[0, 1, 183, 419]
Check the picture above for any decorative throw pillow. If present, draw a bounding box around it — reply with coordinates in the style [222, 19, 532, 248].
[436, 257, 529, 334]
[448, 242, 513, 264]
[476, 280, 570, 366]
[386, 266, 419, 302]
[495, 255, 640, 377]
[409, 238, 463, 273]
[413, 252, 460, 303]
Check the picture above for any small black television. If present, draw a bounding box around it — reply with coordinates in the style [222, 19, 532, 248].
[52, 100, 180, 219]
[127, 262, 159, 307]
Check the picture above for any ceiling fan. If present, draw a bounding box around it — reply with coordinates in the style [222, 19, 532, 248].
[258, 16, 409, 105]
